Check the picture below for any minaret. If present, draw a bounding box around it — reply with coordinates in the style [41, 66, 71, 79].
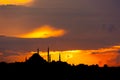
[37, 48, 40, 54]
[49, 54, 51, 62]
[25, 57, 28, 62]
[47, 47, 51, 62]
[59, 53, 61, 62]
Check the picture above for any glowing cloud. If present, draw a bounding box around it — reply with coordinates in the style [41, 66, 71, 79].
[1, 45, 120, 67]
[38, 46, 120, 67]
[0, 0, 32, 5]
[19, 25, 66, 38]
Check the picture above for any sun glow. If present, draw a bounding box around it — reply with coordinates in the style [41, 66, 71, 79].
[38, 46, 120, 67]
[0, 0, 32, 5]
[19, 25, 66, 38]
[2, 45, 120, 67]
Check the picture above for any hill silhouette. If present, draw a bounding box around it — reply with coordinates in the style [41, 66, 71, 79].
[0, 49, 120, 80]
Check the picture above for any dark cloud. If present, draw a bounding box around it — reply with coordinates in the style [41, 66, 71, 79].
[0, 0, 120, 51]
[0, 1, 120, 65]
[32, 0, 87, 8]
[32, 0, 120, 11]
[107, 53, 120, 66]
[0, 34, 120, 52]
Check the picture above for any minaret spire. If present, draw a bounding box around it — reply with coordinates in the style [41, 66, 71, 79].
[59, 53, 61, 62]
[37, 48, 40, 54]
[25, 57, 27, 62]
[47, 47, 51, 62]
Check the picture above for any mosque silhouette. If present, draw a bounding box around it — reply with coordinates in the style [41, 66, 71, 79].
[25, 49, 46, 64]
[0, 47, 120, 80]
[25, 47, 61, 64]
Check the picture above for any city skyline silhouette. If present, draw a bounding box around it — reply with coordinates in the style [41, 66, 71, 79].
[0, 48, 120, 80]
[0, 0, 120, 79]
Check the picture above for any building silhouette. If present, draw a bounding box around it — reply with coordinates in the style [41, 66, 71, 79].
[47, 47, 51, 62]
[0, 48, 120, 80]
[25, 48, 46, 64]
[37, 48, 40, 54]
[59, 53, 61, 62]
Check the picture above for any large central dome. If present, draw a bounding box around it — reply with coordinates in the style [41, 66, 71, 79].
[26, 49, 46, 64]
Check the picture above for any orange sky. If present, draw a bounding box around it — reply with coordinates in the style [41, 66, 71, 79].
[0, 22, 119, 67]
[0, 0, 120, 67]
[0, 0, 32, 5]
[18, 25, 66, 38]
[2, 45, 120, 67]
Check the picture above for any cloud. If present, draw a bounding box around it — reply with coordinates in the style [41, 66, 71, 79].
[89, 46, 120, 66]
[1, 44, 120, 66]
[18, 25, 66, 38]
[0, 0, 120, 66]
[31, 0, 88, 9]
[0, 5, 120, 50]
[31, 0, 120, 11]
[0, 47, 36, 63]
[0, 0, 33, 6]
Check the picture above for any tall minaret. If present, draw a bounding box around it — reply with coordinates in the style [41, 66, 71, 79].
[59, 53, 61, 62]
[37, 48, 40, 54]
[25, 57, 28, 62]
[49, 54, 51, 62]
[47, 47, 51, 62]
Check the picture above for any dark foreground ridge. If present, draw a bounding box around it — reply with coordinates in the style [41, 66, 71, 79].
[0, 50, 120, 80]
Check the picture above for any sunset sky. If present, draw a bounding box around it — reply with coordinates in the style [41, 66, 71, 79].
[0, 0, 120, 67]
